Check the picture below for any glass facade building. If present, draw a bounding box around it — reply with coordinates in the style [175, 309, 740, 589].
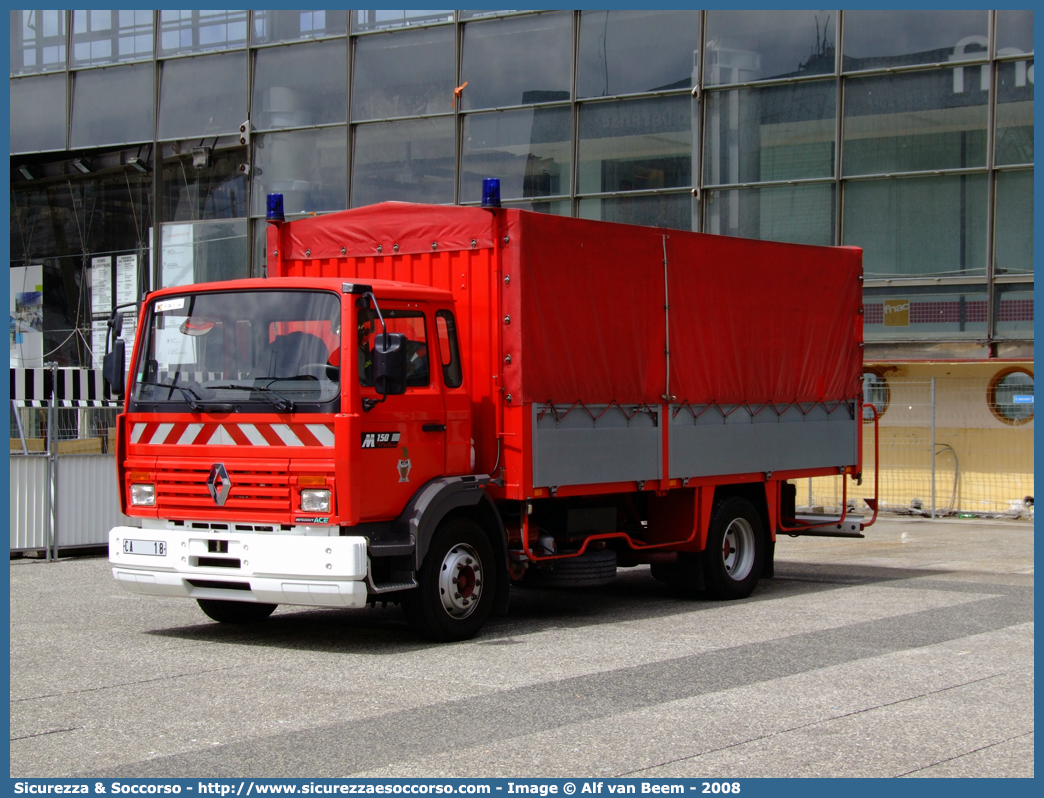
[10, 9, 1033, 369]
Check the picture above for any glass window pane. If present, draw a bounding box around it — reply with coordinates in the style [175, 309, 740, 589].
[253, 39, 347, 130]
[578, 96, 691, 194]
[352, 117, 456, 207]
[159, 10, 248, 56]
[704, 10, 834, 85]
[352, 26, 455, 121]
[578, 193, 692, 231]
[251, 128, 348, 217]
[499, 199, 572, 216]
[71, 63, 153, 147]
[252, 10, 347, 44]
[843, 70, 988, 176]
[12, 171, 153, 281]
[996, 10, 1033, 56]
[158, 52, 247, 140]
[704, 183, 835, 246]
[12, 171, 153, 368]
[461, 12, 572, 110]
[352, 10, 453, 33]
[163, 148, 248, 222]
[459, 11, 523, 21]
[577, 10, 699, 98]
[995, 58, 1034, 166]
[72, 9, 153, 67]
[842, 11, 988, 71]
[461, 107, 572, 202]
[10, 73, 66, 153]
[11, 10, 67, 75]
[704, 80, 835, 186]
[995, 170, 1033, 275]
[994, 286, 1034, 339]
[862, 285, 988, 340]
[159, 219, 248, 287]
[843, 174, 988, 277]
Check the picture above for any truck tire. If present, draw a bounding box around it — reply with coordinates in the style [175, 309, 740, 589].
[196, 599, 277, 624]
[403, 517, 496, 642]
[701, 497, 765, 600]
[524, 549, 617, 588]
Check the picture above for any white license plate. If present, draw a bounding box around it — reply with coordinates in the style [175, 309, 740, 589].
[123, 538, 167, 556]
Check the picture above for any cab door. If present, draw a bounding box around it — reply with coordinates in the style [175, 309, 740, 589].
[355, 302, 446, 521]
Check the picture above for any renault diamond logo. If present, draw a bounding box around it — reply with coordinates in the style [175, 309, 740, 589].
[207, 463, 232, 506]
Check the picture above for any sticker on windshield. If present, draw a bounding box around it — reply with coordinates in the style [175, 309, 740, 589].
[155, 297, 185, 312]
[362, 432, 401, 449]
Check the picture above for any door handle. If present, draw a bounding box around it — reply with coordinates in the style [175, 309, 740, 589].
[422, 423, 446, 432]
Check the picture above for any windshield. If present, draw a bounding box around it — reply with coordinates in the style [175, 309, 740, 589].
[131, 290, 340, 412]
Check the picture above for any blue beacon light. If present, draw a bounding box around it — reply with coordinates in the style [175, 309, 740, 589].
[266, 193, 285, 223]
[481, 177, 501, 209]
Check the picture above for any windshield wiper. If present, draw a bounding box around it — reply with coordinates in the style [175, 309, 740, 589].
[206, 382, 296, 413]
[135, 379, 204, 411]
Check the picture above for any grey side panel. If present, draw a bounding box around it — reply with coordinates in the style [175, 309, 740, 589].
[532, 404, 661, 488]
[669, 403, 858, 479]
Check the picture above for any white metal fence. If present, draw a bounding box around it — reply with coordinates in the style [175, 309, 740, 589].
[10, 367, 138, 557]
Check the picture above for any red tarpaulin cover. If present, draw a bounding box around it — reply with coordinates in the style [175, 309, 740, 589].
[503, 212, 862, 407]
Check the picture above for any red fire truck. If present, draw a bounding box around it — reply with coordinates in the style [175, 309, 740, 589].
[105, 183, 876, 641]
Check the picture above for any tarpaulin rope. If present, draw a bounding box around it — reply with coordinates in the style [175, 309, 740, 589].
[672, 398, 859, 422]
[536, 400, 659, 426]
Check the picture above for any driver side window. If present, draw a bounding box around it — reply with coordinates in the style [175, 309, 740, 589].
[358, 309, 429, 388]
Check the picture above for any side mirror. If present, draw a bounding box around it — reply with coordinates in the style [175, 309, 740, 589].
[111, 311, 124, 339]
[373, 333, 408, 396]
[103, 338, 126, 397]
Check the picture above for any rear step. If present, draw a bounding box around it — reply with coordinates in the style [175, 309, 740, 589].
[785, 514, 867, 538]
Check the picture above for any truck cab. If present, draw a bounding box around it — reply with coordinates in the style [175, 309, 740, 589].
[108, 277, 494, 640]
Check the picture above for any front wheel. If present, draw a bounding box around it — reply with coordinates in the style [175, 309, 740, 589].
[403, 518, 496, 642]
[701, 497, 766, 600]
[196, 599, 277, 624]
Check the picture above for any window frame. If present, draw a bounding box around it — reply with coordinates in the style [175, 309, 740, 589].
[987, 366, 1034, 426]
[435, 310, 463, 389]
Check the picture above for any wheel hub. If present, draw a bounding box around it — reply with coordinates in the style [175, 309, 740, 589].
[721, 517, 755, 581]
[438, 543, 483, 618]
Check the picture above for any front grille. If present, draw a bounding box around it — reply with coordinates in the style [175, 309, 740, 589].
[155, 465, 290, 515]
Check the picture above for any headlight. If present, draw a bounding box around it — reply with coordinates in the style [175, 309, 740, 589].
[130, 483, 156, 506]
[300, 489, 331, 513]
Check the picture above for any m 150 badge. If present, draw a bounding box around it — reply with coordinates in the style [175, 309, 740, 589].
[362, 431, 401, 449]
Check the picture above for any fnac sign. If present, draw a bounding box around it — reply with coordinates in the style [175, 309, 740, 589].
[883, 299, 910, 327]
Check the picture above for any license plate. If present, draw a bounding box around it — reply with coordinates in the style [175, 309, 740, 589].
[123, 539, 167, 556]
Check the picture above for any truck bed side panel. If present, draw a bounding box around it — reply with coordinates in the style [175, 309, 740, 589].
[531, 403, 662, 488]
[668, 402, 858, 479]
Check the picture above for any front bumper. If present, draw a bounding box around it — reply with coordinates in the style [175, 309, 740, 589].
[109, 526, 368, 608]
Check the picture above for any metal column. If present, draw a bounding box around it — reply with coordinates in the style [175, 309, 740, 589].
[930, 377, 936, 520]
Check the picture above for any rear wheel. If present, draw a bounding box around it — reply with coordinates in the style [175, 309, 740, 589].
[403, 518, 496, 642]
[702, 497, 765, 600]
[196, 599, 277, 624]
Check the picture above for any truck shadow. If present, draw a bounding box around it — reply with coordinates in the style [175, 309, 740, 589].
[145, 560, 960, 654]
